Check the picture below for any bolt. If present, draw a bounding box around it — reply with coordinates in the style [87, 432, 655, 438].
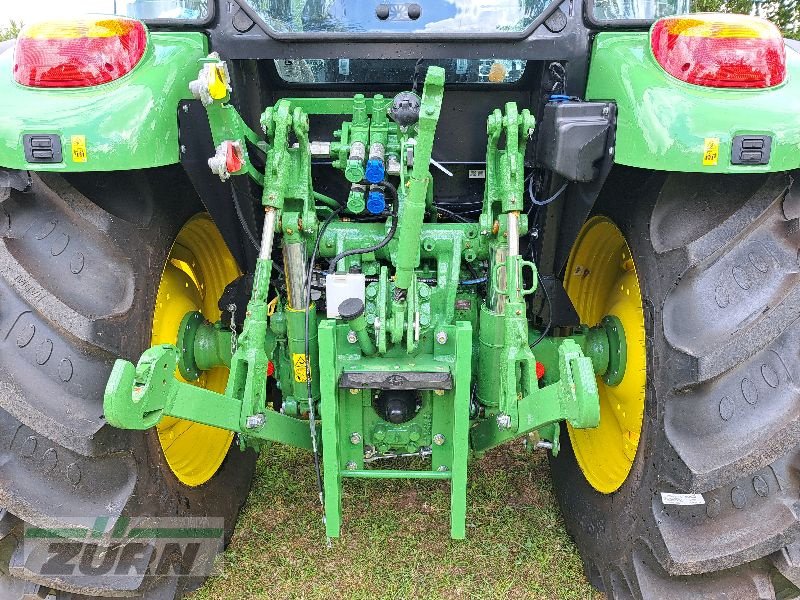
[496, 414, 512, 430]
[434, 389, 444, 396]
[182, 104, 189, 112]
[349, 388, 360, 395]
[350, 432, 362, 445]
[180, 145, 187, 154]
[246, 414, 265, 429]
[437, 465, 449, 472]
[436, 331, 448, 345]
[346, 461, 358, 470]
[433, 433, 445, 446]
[347, 330, 358, 344]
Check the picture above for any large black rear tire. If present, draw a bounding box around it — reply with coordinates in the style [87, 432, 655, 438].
[0, 169, 255, 598]
[552, 168, 800, 599]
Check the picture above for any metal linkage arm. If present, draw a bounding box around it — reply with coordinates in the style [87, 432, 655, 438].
[189, 53, 265, 184]
[103, 345, 315, 449]
[393, 66, 445, 294]
[470, 339, 600, 454]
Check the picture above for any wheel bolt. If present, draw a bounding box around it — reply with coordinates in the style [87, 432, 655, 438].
[433, 433, 445, 446]
[350, 432, 362, 445]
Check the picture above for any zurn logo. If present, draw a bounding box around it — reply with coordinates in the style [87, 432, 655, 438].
[21, 516, 224, 579]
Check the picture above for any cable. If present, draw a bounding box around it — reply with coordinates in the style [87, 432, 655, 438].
[530, 271, 553, 348]
[303, 204, 344, 532]
[411, 57, 425, 94]
[435, 200, 483, 206]
[433, 206, 475, 223]
[460, 277, 487, 285]
[231, 184, 259, 249]
[528, 176, 568, 208]
[326, 180, 399, 274]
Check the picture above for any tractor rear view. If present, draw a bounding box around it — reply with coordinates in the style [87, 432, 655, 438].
[1, 1, 799, 598]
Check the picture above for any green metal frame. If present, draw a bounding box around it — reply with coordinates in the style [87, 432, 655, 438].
[99, 59, 618, 539]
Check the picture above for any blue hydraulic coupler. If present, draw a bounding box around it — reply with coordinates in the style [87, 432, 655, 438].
[365, 142, 386, 183]
[365, 158, 385, 183]
[367, 188, 386, 214]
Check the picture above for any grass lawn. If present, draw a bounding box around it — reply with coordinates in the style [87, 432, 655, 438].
[190, 441, 602, 600]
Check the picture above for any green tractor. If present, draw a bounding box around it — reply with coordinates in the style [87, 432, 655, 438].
[0, 0, 798, 597]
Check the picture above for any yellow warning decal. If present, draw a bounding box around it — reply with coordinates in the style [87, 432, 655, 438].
[71, 135, 87, 163]
[209, 65, 228, 100]
[702, 138, 719, 166]
[292, 353, 310, 382]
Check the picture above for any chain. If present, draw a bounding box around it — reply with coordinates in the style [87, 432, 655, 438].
[227, 303, 238, 355]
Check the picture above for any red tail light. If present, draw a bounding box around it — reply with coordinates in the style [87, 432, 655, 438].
[650, 14, 786, 89]
[13, 17, 147, 88]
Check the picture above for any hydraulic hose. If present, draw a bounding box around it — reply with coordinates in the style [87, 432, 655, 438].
[326, 180, 399, 274]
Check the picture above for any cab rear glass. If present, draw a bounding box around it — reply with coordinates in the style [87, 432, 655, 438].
[274, 58, 526, 84]
[249, 0, 547, 34]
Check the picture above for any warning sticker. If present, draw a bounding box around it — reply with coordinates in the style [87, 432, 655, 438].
[71, 135, 87, 163]
[660, 492, 705, 506]
[702, 138, 719, 166]
[292, 353, 310, 382]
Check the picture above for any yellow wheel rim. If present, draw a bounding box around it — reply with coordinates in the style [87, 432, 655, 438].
[563, 216, 646, 494]
[153, 214, 240, 487]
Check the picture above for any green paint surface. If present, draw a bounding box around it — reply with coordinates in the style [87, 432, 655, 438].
[0, 32, 207, 171]
[588, 31, 800, 173]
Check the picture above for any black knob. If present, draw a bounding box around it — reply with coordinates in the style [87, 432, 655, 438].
[338, 297, 365, 320]
[376, 4, 390, 20]
[407, 3, 422, 20]
[389, 91, 421, 127]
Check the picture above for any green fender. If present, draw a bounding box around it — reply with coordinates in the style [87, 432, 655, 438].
[587, 31, 800, 173]
[0, 31, 207, 172]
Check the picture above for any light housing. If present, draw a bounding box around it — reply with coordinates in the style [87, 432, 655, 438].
[650, 13, 786, 89]
[13, 17, 147, 88]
